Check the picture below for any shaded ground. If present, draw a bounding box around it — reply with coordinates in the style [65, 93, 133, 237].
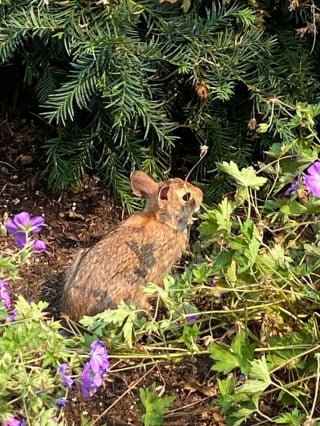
[0, 118, 224, 425]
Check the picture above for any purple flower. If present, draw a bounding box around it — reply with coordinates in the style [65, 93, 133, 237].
[0, 280, 11, 308]
[305, 161, 320, 197]
[56, 397, 68, 409]
[32, 240, 46, 252]
[284, 182, 299, 196]
[186, 314, 198, 323]
[5, 212, 45, 234]
[89, 340, 110, 373]
[3, 416, 23, 426]
[0, 281, 18, 322]
[59, 363, 74, 389]
[80, 362, 103, 398]
[7, 308, 18, 322]
[12, 235, 46, 252]
[5, 212, 46, 251]
[12, 233, 28, 249]
[79, 340, 110, 397]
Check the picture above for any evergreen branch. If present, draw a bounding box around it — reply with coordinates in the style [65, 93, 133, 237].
[43, 57, 98, 125]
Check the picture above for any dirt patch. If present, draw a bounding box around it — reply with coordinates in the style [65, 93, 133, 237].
[0, 118, 222, 425]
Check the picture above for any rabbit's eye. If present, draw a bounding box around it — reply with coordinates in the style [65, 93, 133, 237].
[183, 192, 191, 202]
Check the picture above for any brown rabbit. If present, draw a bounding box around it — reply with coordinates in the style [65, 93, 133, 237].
[61, 171, 203, 320]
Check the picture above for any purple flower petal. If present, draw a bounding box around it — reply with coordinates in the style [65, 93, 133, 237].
[13, 233, 28, 249]
[56, 397, 68, 409]
[89, 340, 110, 373]
[186, 314, 198, 323]
[284, 183, 299, 196]
[5, 212, 45, 235]
[59, 363, 74, 389]
[307, 161, 320, 176]
[33, 240, 46, 252]
[305, 161, 320, 197]
[5, 218, 19, 234]
[12, 212, 32, 230]
[0, 280, 11, 308]
[80, 362, 93, 398]
[3, 416, 22, 426]
[80, 361, 105, 398]
[7, 308, 18, 322]
[305, 175, 320, 197]
[29, 215, 45, 233]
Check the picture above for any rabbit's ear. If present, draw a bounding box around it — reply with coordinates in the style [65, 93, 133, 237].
[158, 185, 170, 209]
[131, 171, 159, 196]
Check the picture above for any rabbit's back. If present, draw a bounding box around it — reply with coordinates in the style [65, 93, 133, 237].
[62, 212, 188, 320]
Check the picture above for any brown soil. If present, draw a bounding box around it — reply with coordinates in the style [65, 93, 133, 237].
[0, 119, 224, 425]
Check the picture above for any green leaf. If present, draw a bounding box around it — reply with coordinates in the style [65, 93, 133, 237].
[231, 332, 255, 374]
[216, 197, 235, 232]
[209, 343, 239, 374]
[181, 0, 191, 13]
[249, 356, 271, 383]
[275, 408, 304, 425]
[280, 200, 307, 216]
[217, 377, 235, 396]
[226, 259, 237, 284]
[240, 357, 271, 394]
[140, 383, 174, 426]
[239, 379, 269, 394]
[218, 161, 267, 189]
[269, 244, 293, 269]
[178, 324, 200, 353]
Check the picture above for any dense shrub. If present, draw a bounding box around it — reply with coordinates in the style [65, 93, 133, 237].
[0, 0, 319, 206]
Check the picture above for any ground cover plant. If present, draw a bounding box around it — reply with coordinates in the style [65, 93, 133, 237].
[1, 0, 320, 424]
[78, 104, 320, 425]
[0, 214, 112, 425]
[1, 101, 320, 425]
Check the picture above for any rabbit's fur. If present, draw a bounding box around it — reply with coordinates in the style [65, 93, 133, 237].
[61, 171, 203, 320]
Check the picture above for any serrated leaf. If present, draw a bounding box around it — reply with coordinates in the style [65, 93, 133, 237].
[218, 161, 267, 189]
[249, 356, 271, 383]
[215, 197, 235, 232]
[140, 383, 174, 426]
[209, 343, 239, 374]
[239, 379, 269, 394]
[275, 408, 304, 425]
[240, 357, 271, 394]
[269, 244, 292, 269]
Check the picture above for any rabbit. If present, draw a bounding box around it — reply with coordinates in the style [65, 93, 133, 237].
[61, 170, 203, 321]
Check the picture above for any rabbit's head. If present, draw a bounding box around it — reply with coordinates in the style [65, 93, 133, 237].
[131, 171, 203, 232]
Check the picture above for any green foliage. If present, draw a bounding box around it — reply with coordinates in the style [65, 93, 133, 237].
[82, 101, 320, 424]
[1, 0, 320, 205]
[0, 296, 86, 425]
[210, 331, 255, 375]
[0, 223, 98, 425]
[275, 408, 305, 425]
[140, 383, 174, 426]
